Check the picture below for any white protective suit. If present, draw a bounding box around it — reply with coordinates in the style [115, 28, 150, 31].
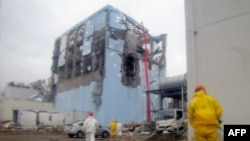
[116, 121, 123, 137]
[83, 115, 98, 141]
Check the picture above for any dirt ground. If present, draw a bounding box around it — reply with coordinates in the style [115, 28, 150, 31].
[0, 130, 183, 141]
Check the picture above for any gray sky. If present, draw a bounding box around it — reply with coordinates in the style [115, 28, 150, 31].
[0, 0, 186, 91]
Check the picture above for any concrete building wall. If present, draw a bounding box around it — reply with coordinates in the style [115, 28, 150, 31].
[60, 110, 87, 124]
[0, 99, 53, 121]
[185, 0, 250, 140]
[15, 109, 86, 128]
[18, 110, 37, 127]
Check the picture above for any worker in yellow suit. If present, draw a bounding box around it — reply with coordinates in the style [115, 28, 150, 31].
[109, 120, 117, 137]
[188, 84, 223, 141]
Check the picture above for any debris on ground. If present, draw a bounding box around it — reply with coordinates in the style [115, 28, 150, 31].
[1, 120, 187, 141]
[122, 120, 187, 141]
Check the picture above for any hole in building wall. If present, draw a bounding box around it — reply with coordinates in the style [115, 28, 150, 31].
[121, 53, 140, 88]
[124, 54, 136, 77]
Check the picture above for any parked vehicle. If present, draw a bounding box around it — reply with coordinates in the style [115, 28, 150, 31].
[155, 109, 184, 133]
[64, 121, 110, 138]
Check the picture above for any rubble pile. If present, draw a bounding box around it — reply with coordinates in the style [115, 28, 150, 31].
[122, 120, 187, 141]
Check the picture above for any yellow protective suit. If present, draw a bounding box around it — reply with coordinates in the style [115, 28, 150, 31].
[188, 89, 222, 141]
[109, 120, 117, 137]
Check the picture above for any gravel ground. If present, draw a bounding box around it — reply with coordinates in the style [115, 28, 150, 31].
[0, 129, 185, 141]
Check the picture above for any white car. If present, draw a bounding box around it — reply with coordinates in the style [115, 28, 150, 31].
[64, 121, 110, 138]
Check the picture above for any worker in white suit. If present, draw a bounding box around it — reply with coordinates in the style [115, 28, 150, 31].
[116, 121, 123, 137]
[83, 111, 98, 141]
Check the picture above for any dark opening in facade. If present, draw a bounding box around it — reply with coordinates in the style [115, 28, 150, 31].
[122, 53, 140, 88]
[124, 54, 136, 77]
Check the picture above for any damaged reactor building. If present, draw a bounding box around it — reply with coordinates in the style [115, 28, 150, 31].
[50, 5, 166, 125]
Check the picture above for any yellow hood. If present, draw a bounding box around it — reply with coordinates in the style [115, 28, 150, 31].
[194, 89, 206, 97]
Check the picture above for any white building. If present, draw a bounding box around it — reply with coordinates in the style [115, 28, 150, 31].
[0, 84, 86, 128]
[0, 85, 53, 123]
